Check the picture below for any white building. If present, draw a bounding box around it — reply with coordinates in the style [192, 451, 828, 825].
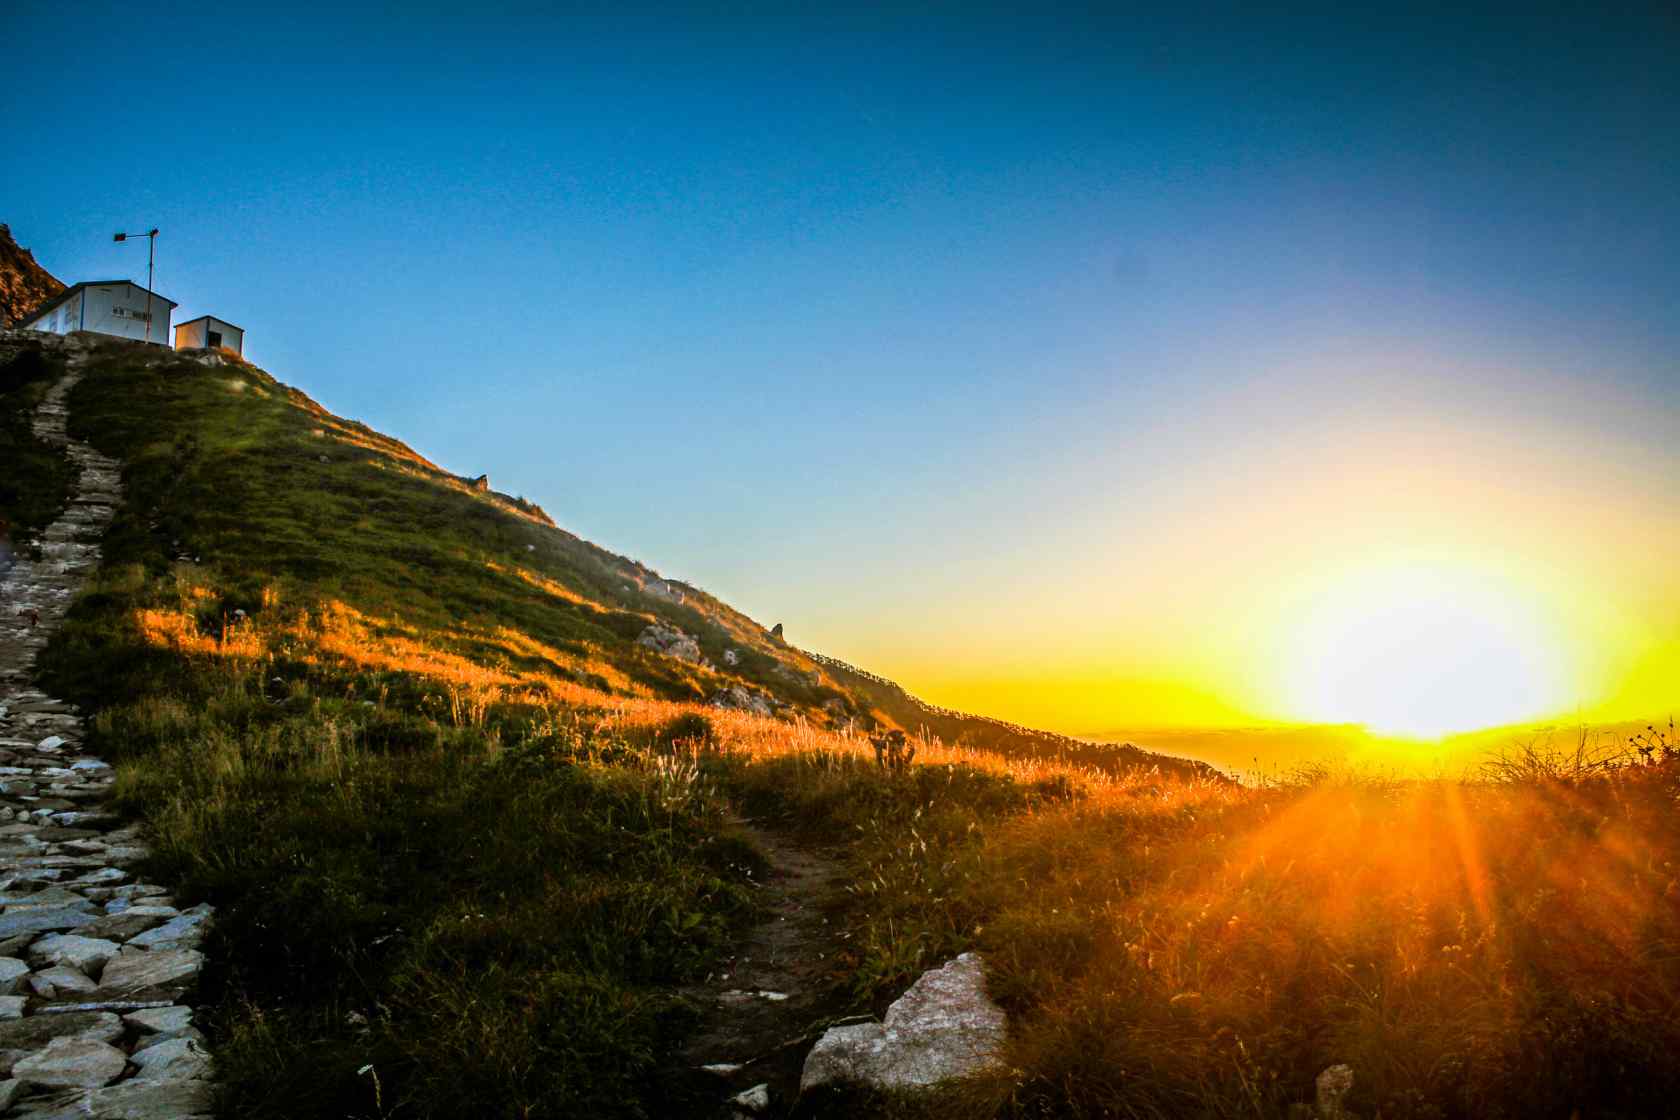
[174, 315, 244, 357]
[16, 280, 177, 344]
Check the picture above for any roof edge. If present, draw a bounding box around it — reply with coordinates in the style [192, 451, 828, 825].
[17, 280, 180, 325]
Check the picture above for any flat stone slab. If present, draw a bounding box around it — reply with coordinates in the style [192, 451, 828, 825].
[130, 1035, 213, 1081]
[21, 1075, 213, 1118]
[30, 934, 121, 975]
[97, 948, 203, 994]
[12, 1036, 127, 1088]
[123, 1007, 193, 1039]
[0, 907, 96, 939]
[0, 1010, 122, 1049]
[76, 910, 170, 944]
[34, 965, 99, 995]
[125, 911, 207, 951]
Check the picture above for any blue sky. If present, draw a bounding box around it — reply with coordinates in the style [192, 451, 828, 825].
[6, 2, 1677, 731]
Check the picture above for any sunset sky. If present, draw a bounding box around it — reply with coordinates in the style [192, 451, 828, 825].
[6, 2, 1676, 740]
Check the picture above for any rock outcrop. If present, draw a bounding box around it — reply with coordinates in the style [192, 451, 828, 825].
[637, 623, 703, 664]
[800, 953, 1007, 1095]
[0, 226, 65, 327]
[710, 686, 776, 717]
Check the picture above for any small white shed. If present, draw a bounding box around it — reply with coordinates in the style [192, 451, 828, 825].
[174, 315, 244, 356]
[17, 280, 177, 344]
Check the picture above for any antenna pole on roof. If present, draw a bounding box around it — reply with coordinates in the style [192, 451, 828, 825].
[113, 228, 160, 343]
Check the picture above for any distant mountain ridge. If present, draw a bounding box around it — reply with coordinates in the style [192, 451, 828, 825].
[802, 648, 1217, 780]
[0, 225, 65, 326]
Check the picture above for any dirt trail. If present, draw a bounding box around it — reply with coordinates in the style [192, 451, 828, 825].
[668, 816, 856, 1117]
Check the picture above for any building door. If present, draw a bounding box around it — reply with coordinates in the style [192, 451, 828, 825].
[208, 330, 223, 349]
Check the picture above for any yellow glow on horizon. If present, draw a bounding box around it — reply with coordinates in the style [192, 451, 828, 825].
[1275, 560, 1573, 738]
[820, 360, 1677, 749]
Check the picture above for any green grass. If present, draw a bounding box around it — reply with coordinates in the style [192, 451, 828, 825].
[0, 340, 75, 556]
[100, 683, 762, 1117]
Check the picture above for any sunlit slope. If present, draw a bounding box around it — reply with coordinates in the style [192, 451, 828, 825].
[45, 334, 1208, 779]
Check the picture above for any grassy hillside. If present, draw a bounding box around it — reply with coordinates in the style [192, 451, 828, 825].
[2, 331, 1676, 1119]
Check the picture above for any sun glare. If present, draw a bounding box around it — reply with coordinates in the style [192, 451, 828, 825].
[1282, 562, 1570, 738]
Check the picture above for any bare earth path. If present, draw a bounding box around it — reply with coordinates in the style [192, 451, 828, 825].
[670, 817, 855, 1117]
[0, 353, 215, 1118]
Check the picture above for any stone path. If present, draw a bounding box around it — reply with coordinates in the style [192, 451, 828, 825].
[0, 355, 215, 1118]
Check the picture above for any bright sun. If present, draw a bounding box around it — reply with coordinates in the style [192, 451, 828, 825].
[1282, 562, 1570, 738]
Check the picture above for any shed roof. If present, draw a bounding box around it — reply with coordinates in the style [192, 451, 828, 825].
[18, 280, 179, 326]
[176, 314, 245, 332]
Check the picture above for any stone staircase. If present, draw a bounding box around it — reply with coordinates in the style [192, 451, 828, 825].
[0, 350, 215, 1118]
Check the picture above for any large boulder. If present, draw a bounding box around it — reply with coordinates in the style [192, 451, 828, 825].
[637, 623, 703, 664]
[800, 953, 1007, 1095]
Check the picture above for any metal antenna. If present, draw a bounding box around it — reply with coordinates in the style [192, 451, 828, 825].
[113, 228, 160, 342]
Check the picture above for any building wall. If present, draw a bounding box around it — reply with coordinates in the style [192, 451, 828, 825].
[206, 318, 243, 355]
[174, 319, 207, 349]
[80, 283, 172, 343]
[21, 290, 83, 335]
[174, 317, 244, 355]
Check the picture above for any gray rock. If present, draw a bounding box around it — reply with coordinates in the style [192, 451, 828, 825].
[730, 1083, 771, 1113]
[636, 623, 703, 664]
[709, 686, 776, 717]
[76, 910, 170, 943]
[12, 1036, 127, 1088]
[34, 964, 98, 994]
[37, 1076, 212, 1118]
[125, 909, 209, 951]
[0, 1078, 20, 1109]
[30, 934, 121, 974]
[0, 957, 30, 993]
[97, 948, 203, 993]
[0, 997, 23, 1020]
[130, 1036, 212, 1081]
[66, 867, 127, 886]
[800, 953, 1007, 1094]
[123, 1007, 192, 1038]
[722, 649, 740, 667]
[0, 907, 95, 940]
